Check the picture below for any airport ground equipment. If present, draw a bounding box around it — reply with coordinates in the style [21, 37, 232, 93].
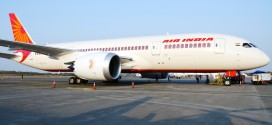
[252, 73, 272, 85]
[93, 83, 96, 90]
[52, 81, 56, 88]
[210, 74, 224, 85]
[131, 82, 135, 89]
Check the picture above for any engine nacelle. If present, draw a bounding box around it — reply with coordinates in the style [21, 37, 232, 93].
[74, 52, 121, 81]
[140, 72, 169, 79]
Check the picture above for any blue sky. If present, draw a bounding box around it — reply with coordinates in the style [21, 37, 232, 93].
[0, 0, 271, 72]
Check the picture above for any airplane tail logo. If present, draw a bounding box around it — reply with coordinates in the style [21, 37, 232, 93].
[9, 13, 35, 44]
[9, 13, 35, 63]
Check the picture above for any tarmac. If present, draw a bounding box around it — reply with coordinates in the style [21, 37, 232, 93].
[0, 77, 271, 125]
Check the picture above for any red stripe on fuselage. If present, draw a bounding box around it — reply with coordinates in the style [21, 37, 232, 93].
[121, 69, 234, 73]
[43, 69, 237, 73]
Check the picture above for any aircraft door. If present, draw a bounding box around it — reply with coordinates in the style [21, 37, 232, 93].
[214, 39, 225, 54]
[152, 41, 161, 56]
[235, 43, 241, 68]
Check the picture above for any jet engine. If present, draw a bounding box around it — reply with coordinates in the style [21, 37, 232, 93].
[73, 52, 121, 81]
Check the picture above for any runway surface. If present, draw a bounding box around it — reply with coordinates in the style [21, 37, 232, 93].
[0, 77, 271, 125]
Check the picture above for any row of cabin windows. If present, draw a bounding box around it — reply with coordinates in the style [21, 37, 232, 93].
[78, 45, 149, 52]
[165, 43, 211, 49]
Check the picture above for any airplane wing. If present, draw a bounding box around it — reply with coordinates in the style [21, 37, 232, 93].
[0, 52, 17, 59]
[0, 39, 134, 63]
[0, 39, 74, 58]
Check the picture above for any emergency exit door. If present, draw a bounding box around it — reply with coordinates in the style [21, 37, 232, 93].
[214, 39, 225, 54]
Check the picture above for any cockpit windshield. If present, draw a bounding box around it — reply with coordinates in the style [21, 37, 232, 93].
[242, 43, 258, 48]
[243, 43, 252, 48]
[249, 43, 258, 48]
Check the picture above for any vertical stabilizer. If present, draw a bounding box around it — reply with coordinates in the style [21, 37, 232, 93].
[9, 13, 35, 44]
[9, 13, 35, 63]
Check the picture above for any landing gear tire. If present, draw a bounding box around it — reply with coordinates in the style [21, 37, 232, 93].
[82, 79, 88, 84]
[224, 79, 231, 86]
[76, 78, 88, 84]
[69, 77, 88, 84]
[69, 77, 76, 84]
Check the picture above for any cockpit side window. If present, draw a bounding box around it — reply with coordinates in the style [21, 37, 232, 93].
[249, 43, 258, 48]
[242, 43, 252, 48]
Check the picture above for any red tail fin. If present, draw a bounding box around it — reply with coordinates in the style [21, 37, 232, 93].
[9, 13, 35, 44]
[9, 13, 34, 63]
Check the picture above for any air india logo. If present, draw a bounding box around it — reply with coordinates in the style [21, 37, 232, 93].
[9, 13, 33, 63]
[9, 13, 33, 44]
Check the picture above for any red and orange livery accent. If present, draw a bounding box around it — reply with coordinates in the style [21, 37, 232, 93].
[9, 13, 34, 44]
[9, 13, 34, 63]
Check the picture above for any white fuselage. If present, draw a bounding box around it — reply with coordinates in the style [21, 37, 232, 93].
[12, 34, 270, 73]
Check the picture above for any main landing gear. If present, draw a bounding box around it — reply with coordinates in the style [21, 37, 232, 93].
[223, 71, 243, 86]
[223, 77, 231, 86]
[69, 77, 88, 84]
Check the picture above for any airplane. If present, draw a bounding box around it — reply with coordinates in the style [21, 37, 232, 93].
[0, 13, 270, 86]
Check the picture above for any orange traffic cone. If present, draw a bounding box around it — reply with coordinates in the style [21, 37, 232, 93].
[131, 82, 135, 89]
[93, 82, 96, 90]
[52, 81, 56, 88]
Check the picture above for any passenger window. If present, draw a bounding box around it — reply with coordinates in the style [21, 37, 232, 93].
[165, 45, 168, 49]
[181, 44, 184, 48]
[198, 43, 201, 48]
[189, 43, 193, 48]
[207, 43, 211, 47]
[185, 44, 188, 48]
[243, 43, 252, 48]
[168, 44, 172, 49]
[177, 44, 180, 48]
[193, 43, 197, 48]
[173, 44, 176, 49]
[202, 43, 206, 48]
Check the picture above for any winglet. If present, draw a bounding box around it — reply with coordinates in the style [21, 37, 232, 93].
[9, 13, 35, 44]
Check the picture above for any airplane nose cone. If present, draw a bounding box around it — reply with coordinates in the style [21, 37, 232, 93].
[248, 50, 270, 69]
[262, 53, 270, 66]
[257, 50, 270, 68]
